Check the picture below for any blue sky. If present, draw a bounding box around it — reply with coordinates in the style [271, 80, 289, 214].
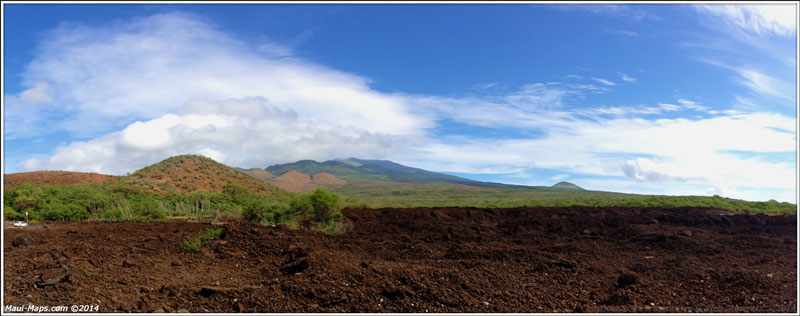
[2, 3, 797, 202]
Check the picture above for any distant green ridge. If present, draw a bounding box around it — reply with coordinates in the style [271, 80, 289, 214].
[266, 158, 545, 189]
[551, 181, 584, 190]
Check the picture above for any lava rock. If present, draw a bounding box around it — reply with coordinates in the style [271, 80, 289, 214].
[618, 272, 639, 288]
[12, 233, 34, 247]
[36, 267, 69, 286]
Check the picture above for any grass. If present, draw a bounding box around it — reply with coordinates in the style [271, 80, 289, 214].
[327, 179, 797, 215]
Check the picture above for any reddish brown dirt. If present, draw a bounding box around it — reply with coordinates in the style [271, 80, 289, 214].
[311, 172, 345, 185]
[123, 155, 280, 195]
[3, 207, 796, 313]
[243, 168, 274, 182]
[268, 170, 315, 193]
[4, 171, 119, 190]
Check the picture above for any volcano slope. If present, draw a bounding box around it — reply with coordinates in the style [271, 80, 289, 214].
[3, 206, 796, 313]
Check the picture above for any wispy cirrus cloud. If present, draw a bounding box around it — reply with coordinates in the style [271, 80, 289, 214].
[694, 4, 797, 38]
[553, 4, 660, 21]
[591, 77, 616, 86]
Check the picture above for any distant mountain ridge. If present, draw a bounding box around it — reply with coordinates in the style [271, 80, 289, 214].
[266, 158, 583, 190]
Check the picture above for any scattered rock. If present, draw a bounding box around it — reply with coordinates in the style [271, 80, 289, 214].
[280, 246, 310, 275]
[618, 272, 639, 288]
[177, 308, 190, 313]
[678, 230, 693, 238]
[153, 307, 165, 313]
[280, 258, 310, 275]
[12, 233, 34, 247]
[36, 267, 69, 286]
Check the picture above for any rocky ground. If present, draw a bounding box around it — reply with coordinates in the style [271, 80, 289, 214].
[3, 206, 797, 313]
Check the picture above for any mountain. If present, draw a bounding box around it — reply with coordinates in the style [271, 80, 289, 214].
[263, 170, 346, 193]
[551, 181, 584, 190]
[124, 155, 282, 195]
[267, 158, 546, 189]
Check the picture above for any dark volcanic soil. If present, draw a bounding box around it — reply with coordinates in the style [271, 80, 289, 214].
[3, 207, 797, 313]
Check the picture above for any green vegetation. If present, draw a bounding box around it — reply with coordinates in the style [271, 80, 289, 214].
[2, 182, 284, 222]
[328, 179, 796, 215]
[4, 154, 793, 232]
[241, 188, 344, 233]
[182, 227, 224, 253]
[3, 180, 347, 233]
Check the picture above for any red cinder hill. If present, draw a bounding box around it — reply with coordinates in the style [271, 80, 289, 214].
[3, 171, 119, 190]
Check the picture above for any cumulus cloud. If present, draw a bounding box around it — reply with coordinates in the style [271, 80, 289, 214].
[6, 13, 427, 140]
[24, 97, 417, 174]
[9, 13, 429, 172]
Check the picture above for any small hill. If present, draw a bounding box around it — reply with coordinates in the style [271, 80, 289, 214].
[268, 170, 314, 193]
[4, 171, 119, 189]
[243, 168, 274, 182]
[551, 181, 584, 190]
[312, 172, 345, 185]
[266, 170, 346, 193]
[123, 155, 281, 195]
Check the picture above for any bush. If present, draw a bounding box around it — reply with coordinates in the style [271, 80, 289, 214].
[182, 237, 205, 253]
[130, 196, 166, 221]
[40, 201, 90, 221]
[4, 205, 25, 221]
[243, 199, 287, 224]
[308, 189, 340, 221]
[289, 195, 313, 215]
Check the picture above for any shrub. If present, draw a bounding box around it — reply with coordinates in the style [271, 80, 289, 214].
[130, 196, 167, 221]
[4, 206, 25, 221]
[315, 220, 344, 235]
[40, 201, 90, 221]
[243, 200, 287, 224]
[182, 237, 205, 253]
[308, 189, 340, 222]
[289, 195, 313, 215]
[182, 227, 224, 253]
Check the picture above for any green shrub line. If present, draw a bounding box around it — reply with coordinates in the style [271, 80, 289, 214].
[3, 181, 795, 230]
[3, 182, 348, 233]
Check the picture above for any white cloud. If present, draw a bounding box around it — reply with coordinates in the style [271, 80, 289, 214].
[658, 103, 681, 111]
[551, 174, 569, 181]
[555, 4, 660, 21]
[677, 98, 710, 112]
[736, 68, 795, 101]
[473, 82, 498, 90]
[618, 73, 637, 83]
[399, 111, 796, 201]
[608, 28, 639, 37]
[591, 77, 616, 86]
[9, 12, 796, 203]
[6, 13, 427, 140]
[24, 97, 417, 174]
[695, 4, 797, 37]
